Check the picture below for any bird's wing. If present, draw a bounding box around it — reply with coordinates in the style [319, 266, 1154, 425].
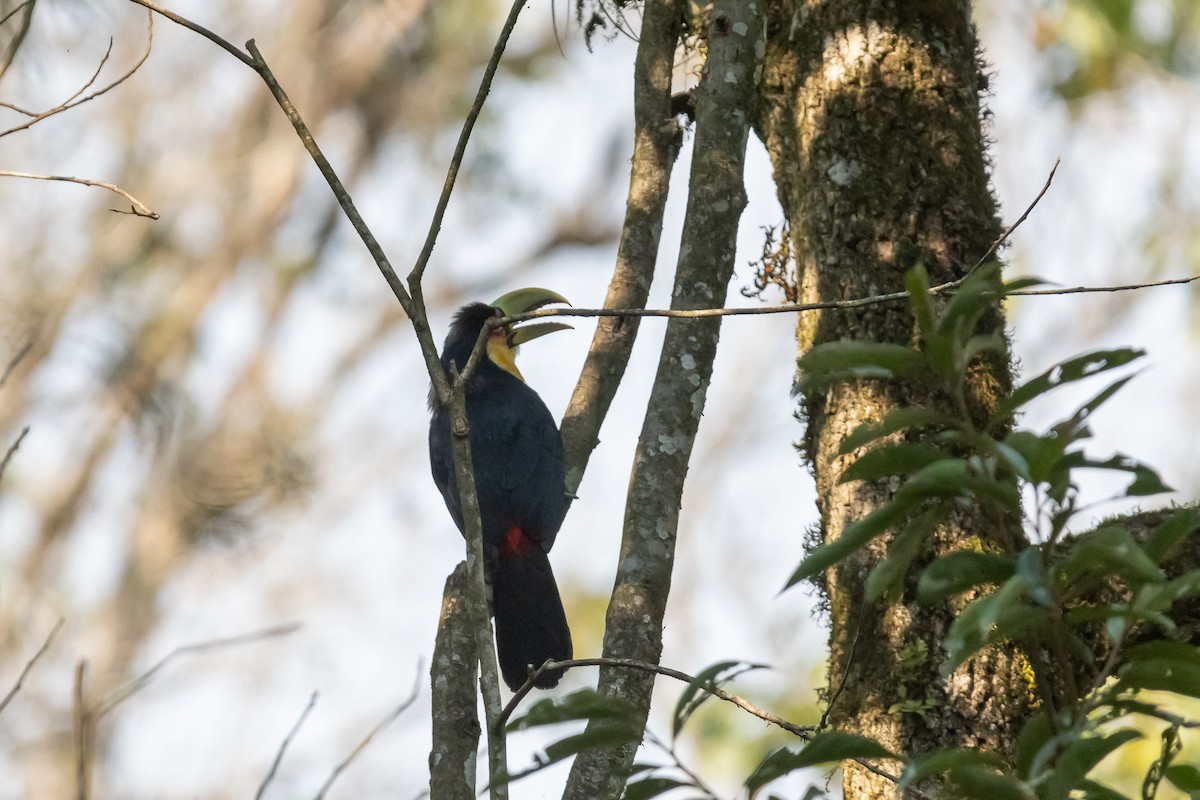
[498, 392, 567, 551]
[428, 408, 464, 533]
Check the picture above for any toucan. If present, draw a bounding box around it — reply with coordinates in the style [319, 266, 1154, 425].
[428, 287, 573, 691]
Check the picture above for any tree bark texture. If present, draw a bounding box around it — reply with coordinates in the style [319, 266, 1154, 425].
[756, 2, 1033, 795]
[429, 563, 480, 800]
[562, 0, 765, 796]
[559, 0, 683, 496]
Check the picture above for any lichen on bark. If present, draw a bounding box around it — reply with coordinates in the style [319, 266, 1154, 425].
[756, 2, 1031, 794]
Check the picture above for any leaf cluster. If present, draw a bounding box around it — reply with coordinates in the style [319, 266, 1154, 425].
[784, 264, 1200, 797]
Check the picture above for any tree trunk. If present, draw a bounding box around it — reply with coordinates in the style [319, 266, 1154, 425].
[756, 2, 1034, 794]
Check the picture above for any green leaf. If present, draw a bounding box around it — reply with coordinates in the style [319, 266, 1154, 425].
[1076, 779, 1131, 800]
[937, 263, 1002, 355]
[1065, 373, 1139, 436]
[840, 443, 951, 484]
[918, 551, 1016, 600]
[542, 724, 644, 764]
[1059, 526, 1164, 588]
[1014, 712, 1057, 779]
[1130, 570, 1200, 618]
[783, 498, 916, 590]
[1165, 765, 1200, 792]
[905, 264, 937, 336]
[1058, 453, 1174, 496]
[1002, 276, 1050, 294]
[894, 458, 1021, 510]
[905, 265, 955, 378]
[1142, 508, 1200, 563]
[1118, 660, 1200, 699]
[672, 660, 765, 739]
[507, 688, 641, 732]
[623, 776, 692, 800]
[491, 722, 643, 788]
[1003, 430, 1068, 485]
[961, 333, 1009, 367]
[992, 348, 1145, 423]
[947, 765, 1034, 799]
[898, 748, 1005, 789]
[866, 507, 946, 603]
[746, 732, 894, 792]
[794, 341, 929, 395]
[942, 577, 1041, 675]
[839, 407, 961, 454]
[1123, 640, 1200, 667]
[1042, 730, 1142, 800]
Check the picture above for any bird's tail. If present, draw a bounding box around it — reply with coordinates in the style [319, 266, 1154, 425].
[492, 546, 572, 691]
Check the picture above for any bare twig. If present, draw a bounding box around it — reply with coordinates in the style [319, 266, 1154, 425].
[255, 692, 318, 800]
[0, 426, 29, 483]
[0, 617, 63, 715]
[0, 11, 153, 138]
[125, 0, 253, 66]
[558, 0, 683, 497]
[117, 5, 525, 796]
[498, 657, 815, 738]
[407, 0, 527, 285]
[971, 157, 1061, 272]
[501, 656, 921, 798]
[1009, 274, 1200, 296]
[73, 661, 90, 800]
[0, 0, 36, 80]
[0, 0, 34, 28]
[489, 271, 1200, 326]
[644, 729, 724, 800]
[0, 340, 32, 389]
[819, 598, 867, 731]
[0, 171, 159, 218]
[314, 665, 422, 800]
[92, 622, 301, 719]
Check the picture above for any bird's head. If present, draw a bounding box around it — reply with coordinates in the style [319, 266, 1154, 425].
[443, 287, 571, 382]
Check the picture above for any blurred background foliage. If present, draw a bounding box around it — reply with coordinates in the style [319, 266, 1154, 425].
[0, 0, 1196, 797]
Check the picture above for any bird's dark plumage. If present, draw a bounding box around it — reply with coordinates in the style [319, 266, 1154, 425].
[429, 300, 571, 690]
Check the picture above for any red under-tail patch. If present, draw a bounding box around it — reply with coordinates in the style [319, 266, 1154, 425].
[501, 525, 537, 557]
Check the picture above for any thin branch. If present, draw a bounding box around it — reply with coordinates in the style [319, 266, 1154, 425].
[125, 0, 253, 66]
[563, 1, 765, 793]
[0, 340, 32, 389]
[1009, 274, 1200, 296]
[407, 0, 527, 286]
[255, 691, 318, 800]
[0, 0, 34, 28]
[73, 661, 90, 800]
[819, 597, 867, 731]
[0, 11, 153, 138]
[498, 657, 816, 738]
[488, 271, 1200, 325]
[0, 0, 36, 80]
[0, 617, 63, 715]
[0, 171, 159, 218]
[446, 369, 508, 800]
[116, 7, 525, 796]
[92, 622, 301, 719]
[0, 425, 29, 483]
[558, 0, 683, 497]
[971, 157, 1060, 272]
[236, 38, 451, 404]
[644, 729, 725, 800]
[501, 656, 921, 798]
[314, 664, 422, 800]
